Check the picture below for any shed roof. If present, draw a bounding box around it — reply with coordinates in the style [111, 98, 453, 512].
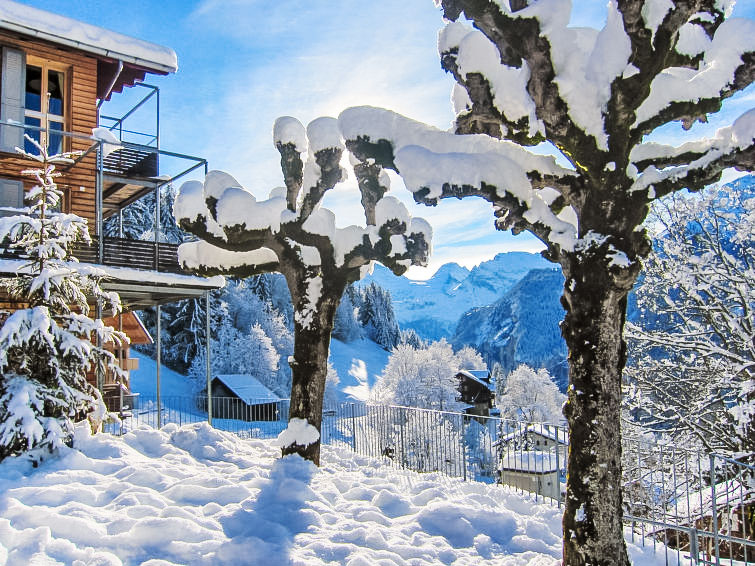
[499, 451, 561, 473]
[213, 374, 280, 403]
[498, 424, 569, 446]
[0, 0, 178, 74]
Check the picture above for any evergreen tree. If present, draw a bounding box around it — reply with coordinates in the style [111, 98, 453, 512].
[0, 137, 125, 463]
[359, 283, 400, 350]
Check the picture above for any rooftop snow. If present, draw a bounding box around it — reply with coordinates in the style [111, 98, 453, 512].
[213, 374, 280, 402]
[0, 0, 177, 73]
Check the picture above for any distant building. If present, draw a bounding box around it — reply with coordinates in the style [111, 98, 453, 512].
[455, 369, 495, 417]
[211, 375, 281, 421]
[495, 423, 568, 500]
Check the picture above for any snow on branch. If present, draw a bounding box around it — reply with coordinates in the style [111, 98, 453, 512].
[175, 115, 432, 282]
[630, 108, 755, 198]
[339, 105, 577, 252]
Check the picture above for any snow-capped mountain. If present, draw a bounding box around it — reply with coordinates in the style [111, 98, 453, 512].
[452, 268, 568, 390]
[365, 252, 551, 340]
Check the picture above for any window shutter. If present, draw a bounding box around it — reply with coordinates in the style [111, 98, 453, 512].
[0, 46, 25, 153]
[0, 177, 23, 216]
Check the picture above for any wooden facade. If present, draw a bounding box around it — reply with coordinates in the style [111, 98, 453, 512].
[0, 29, 98, 225]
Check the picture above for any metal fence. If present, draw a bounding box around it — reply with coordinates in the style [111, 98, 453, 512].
[107, 396, 753, 565]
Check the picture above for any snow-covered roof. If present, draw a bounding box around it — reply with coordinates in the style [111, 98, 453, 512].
[0, 258, 224, 290]
[0, 0, 178, 74]
[213, 374, 280, 403]
[499, 451, 561, 473]
[457, 369, 493, 390]
[498, 424, 568, 446]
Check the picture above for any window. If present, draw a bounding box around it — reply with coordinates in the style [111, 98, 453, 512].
[24, 57, 68, 155]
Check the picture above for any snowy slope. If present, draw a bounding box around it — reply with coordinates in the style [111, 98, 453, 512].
[365, 252, 550, 340]
[0, 422, 684, 566]
[329, 337, 391, 403]
[453, 268, 568, 390]
[131, 342, 389, 404]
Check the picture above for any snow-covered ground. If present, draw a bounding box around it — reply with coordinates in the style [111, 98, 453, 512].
[0, 423, 687, 566]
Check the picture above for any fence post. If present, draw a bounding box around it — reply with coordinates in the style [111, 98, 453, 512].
[350, 403, 357, 452]
[709, 453, 720, 565]
[399, 409, 406, 469]
[461, 414, 467, 482]
[556, 425, 562, 508]
[689, 527, 699, 566]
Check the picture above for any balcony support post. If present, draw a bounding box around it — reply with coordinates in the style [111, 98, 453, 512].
[95, 300, 103, 392]
[96, 142, 104, 263]
[118, 208, 123, 239]
[154, 185, 160, 271]
[205, 291, 213, 425]
[156, 304, 162, 429]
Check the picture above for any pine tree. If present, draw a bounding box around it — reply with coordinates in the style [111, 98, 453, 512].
[0, 137, 126, 463]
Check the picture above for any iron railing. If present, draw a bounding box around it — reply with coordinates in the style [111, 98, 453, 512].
[106, 395, 754, 564]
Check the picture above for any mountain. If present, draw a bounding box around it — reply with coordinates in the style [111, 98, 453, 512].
[365, 252, 551, 340]
[452, 268, 568, 390]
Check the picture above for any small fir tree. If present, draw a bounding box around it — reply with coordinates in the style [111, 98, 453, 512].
[0, 136, 126, 464]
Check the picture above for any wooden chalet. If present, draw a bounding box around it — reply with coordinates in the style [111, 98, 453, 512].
[0, 1, 223, 409]
[455, 369, 495, 417]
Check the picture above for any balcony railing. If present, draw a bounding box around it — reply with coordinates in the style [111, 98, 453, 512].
[1, 235, 183, 274]
[72, 236, 183, 273]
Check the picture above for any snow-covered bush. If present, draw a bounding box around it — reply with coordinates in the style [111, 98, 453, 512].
[0, 138, 125, 463]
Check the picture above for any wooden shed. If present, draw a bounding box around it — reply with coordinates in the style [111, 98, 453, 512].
[211, 375, 281, 422]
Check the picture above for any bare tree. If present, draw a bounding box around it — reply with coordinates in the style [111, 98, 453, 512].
[174, 117, 430, 464]
[338, 2, 754, 563]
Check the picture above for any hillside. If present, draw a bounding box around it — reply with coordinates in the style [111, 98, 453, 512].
[453, 269, 568, 390]
[365, 252, 550, 340]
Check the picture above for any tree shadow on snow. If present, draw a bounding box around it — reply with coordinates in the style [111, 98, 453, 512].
[215, 454, 318, 565]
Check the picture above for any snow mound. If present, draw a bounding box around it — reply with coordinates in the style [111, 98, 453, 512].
[0, 423, 686, 565]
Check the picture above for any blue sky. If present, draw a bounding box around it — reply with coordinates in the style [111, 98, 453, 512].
[20, 0, 755, 278]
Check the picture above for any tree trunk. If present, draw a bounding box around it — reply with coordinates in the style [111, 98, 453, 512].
[283, 289, 340, 465]
[561, 255, 633, 566]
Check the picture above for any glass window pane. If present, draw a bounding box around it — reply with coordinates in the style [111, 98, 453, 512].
[48, 121, 64, 155]
[24, 116, 41, 154]
[25, 65, 42, 112]
[47, 70, 65, 116]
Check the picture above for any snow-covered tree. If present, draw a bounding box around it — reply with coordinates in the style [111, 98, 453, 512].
[339, 2, 755, 562]
[174, 117, 431, 463]
[625, 180, 754, 457]
[373, 339, 485, 412]
[332, 288, 362, 343]
[498, 364, 566, 424]
[0, 138, 125, 464]
[358, 282, 400, 350]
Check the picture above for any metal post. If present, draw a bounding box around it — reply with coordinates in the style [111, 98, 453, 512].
[350, 403, 357, 452]
[709, 454, 720, 565]
[556, 425, 562, 508]
[118, 314, 123, 415]
[95, 300, 103, 392]
[689, 527, 700, 566]
[96, 142, 104, 263]
[205, 292, 212, 426]
[118, 208, 123, 239]
[154, 186, 160, 270]
[156, 304, 162, 429]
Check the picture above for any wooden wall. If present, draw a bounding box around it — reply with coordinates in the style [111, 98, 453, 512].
[0, 30, 98, 228]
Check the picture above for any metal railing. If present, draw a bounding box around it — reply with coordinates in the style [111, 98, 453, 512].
[105, 395, 754, 564]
